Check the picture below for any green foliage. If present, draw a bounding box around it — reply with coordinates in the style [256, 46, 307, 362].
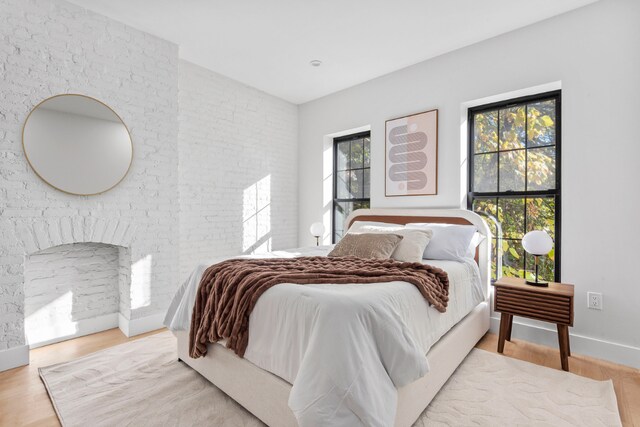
[473, 196, 556, 282]
[473, 101, 557, 194]
[472, 99, 558, 282]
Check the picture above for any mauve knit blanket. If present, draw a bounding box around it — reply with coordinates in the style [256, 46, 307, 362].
[189, 256, 449, 358]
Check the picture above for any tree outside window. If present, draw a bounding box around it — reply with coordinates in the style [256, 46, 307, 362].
[333, 132, 371, 242]
[469, 92, 561, 282]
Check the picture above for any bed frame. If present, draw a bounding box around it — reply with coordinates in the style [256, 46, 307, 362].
[175, 208, 492, 426]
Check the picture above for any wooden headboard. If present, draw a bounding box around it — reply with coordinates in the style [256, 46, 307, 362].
[346, 214, 474, 228]
[344, 208, 492, 297]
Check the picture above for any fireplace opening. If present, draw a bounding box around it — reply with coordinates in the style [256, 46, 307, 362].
[24, 242, 125, 348]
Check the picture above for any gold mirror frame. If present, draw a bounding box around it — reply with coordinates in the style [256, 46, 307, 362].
[22, 94, 134, 196]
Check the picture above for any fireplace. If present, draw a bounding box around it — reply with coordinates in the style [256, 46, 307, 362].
[24, 242, 126, 348]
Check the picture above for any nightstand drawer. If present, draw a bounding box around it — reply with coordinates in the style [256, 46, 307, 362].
[495, 286, 573, 326]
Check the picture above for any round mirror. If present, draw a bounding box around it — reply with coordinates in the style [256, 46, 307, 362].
[23, 94, 133, 195]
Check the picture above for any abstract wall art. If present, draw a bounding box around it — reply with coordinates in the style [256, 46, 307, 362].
[385, 109, 438, 196]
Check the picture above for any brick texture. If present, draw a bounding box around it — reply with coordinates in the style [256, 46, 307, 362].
[178, 61, 298, 279]
[0, 0, 299, 352]
[24, 243, 119, 343]
[0, 0, 179, 350]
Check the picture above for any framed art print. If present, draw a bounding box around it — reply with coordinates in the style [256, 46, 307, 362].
[385, 109, 438, 196]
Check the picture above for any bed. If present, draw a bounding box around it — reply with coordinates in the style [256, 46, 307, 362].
[165, 208, 491, 426]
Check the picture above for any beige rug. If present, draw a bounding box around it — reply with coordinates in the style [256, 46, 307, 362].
[40, 332, 622, 426]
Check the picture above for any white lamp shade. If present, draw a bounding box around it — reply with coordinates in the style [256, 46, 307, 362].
[522, 230, 553, 256]
[309, 222, 325, 237]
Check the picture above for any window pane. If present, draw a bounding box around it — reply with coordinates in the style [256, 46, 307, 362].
[333, 201, 352, 241]
[337, 141, 349, 171]
[498, 198, 525, 239]
[334, 200, 370, 242]
[473, 198, 499, 280]
[525, 252, 554, 282]
[353, 200, 370, 211]
[472, 198, 498, 238]
[351, 139, 364, 168]
[474, 111, 498, 153]
[364, 137, 371, 167]
[473, 153, 497, 193]
[527, 100, 556, 147]
[469, 95, 559, 282]
[527, 146, 556, 191]
[363, 168, 370, 199]
[526, 197, 555, 239]
[334, 133, 371, 243]
[502, 239, 525, 278]
[350, 169, 364, 198]
[499, 150, 526, 191]
[525, 197, 556, 281]
[499, 106, 526, 150]
[336, 171, 349, 199]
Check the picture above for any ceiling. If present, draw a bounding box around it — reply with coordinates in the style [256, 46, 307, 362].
[67, 0, 597, 104]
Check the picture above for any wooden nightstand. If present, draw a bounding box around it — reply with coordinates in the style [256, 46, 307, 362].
[493, 276, 575, 371]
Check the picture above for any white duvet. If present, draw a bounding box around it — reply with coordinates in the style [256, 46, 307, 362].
[164, 246, 485, 427]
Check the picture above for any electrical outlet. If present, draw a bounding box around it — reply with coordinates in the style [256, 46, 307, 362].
[587, 292, 603, 310]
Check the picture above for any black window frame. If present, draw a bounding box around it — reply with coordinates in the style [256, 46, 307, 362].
[467, 90, 561, 282]
[332, 131, 371, 243]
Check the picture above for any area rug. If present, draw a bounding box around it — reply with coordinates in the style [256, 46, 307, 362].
[40, 331, 622, 426]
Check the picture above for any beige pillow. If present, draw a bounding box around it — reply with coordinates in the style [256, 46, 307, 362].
[350, 226, 433, 263]
[328, 233, 403, 259]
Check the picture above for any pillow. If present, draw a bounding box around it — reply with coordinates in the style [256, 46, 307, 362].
[328, 233, 403, 259]
[347, 220, 399, 233]
[405, 223, 477, 261]
[350, 225, 433, 263]
[465, 232, 486, 258]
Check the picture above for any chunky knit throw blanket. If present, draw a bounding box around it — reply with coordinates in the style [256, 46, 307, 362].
[189, 256, 449, 358]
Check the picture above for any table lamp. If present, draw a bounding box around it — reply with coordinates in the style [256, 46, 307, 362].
[521, 230, 553, 287]
[309, 222, 325, 246]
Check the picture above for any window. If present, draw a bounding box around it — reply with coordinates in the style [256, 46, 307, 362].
[468, 91, 561, 282]
[333, 131, 371, 242]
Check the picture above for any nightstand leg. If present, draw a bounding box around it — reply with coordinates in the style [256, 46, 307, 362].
[557, 324, 570, 371]
[498, 313, 511, 353]
[506, 315, 513, 341]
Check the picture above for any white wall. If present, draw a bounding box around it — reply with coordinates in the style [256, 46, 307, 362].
[0, 0, 179, 358]
[178, 61, 298, 279]
[298, 0, 640, 367]
[0, 0, 301, 369]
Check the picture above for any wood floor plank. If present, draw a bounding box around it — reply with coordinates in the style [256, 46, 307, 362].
[1, 330, 638, 426]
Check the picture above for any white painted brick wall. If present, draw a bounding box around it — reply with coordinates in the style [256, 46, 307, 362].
[0, 0, 300, 354]
[0, 0, 179, 350]
[24, 243, 119, 343]
[178, 61, 298, 279]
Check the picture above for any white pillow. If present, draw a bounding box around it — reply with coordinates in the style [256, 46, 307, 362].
[349, 225, 433, 263]
[348, 221, 399, 233]
[405, 223, 477, 261]
[465, 232, 486, 258]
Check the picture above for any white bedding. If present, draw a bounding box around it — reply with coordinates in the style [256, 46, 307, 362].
[164, 246, 485, 427]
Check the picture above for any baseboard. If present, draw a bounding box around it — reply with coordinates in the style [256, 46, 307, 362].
[28, 313, 119, 349]
[490, 316, 640, 369]
[119, 312, 165, 337]
[0, 344, 29, 372]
